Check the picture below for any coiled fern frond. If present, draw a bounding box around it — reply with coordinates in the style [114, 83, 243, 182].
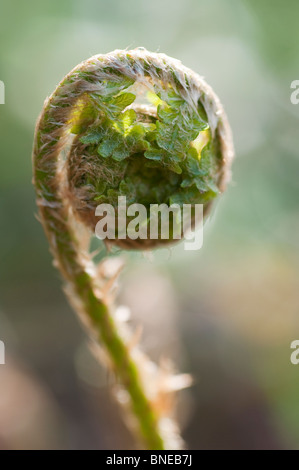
[33, 48, 234, 449]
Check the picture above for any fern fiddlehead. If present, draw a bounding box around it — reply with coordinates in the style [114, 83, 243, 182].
[33, 48, 234, 449]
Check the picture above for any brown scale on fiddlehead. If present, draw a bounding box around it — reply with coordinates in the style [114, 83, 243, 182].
[33, 48, 234, 449]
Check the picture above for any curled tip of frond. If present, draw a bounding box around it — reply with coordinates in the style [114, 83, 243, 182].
[34, 47, 234, 250]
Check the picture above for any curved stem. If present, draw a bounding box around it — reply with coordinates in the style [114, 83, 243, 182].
[33, 73, 166, 450]
[34, 160, 165, 450]
[73, 270, 165, 450]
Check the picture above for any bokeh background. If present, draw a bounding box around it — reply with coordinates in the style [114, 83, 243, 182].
[0, 0, 299, 450]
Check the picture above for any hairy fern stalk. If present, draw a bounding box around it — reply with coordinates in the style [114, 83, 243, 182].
[32, 48, 234, 450]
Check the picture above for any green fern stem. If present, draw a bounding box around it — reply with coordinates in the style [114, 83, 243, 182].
[32, 48, 233, 449]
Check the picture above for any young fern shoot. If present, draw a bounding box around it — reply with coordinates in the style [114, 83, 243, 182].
[33, 48, 234, 450]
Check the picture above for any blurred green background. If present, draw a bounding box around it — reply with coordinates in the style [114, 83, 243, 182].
[0, 0, 299, 450]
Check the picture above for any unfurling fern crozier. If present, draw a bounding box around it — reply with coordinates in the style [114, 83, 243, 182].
[33, 48, 234, 450]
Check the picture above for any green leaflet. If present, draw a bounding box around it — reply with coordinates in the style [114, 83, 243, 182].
[144, 150, 164, 161]
[156, 121, 181, 153]
[121, 109, 137, 130]
[80, 128, 104, 145]
[154, 88, 209, 160]
[169, 186, 200, 206]
[112, 146, 131, 161]
[103, 76, 134, 93]
[106, 92, 136, 114]
[72, 71, 220, 209]
[180, 141, 220, 196]
[157, 104, 178, 124]
[70, 99, 97, 134]
[98, 138, 120, 158]
[185, 147, 206, 176]
[147, 91, 163, 107]
[165, 161, 183, 175]
[197, 98, 208, 122]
